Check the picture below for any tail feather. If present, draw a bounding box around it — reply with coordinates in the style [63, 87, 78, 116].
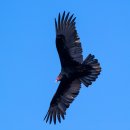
[80, 54, 101, 87]
[81, 77, 92, 86]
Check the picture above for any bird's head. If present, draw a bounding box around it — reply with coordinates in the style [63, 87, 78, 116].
[55, 73, 63, 82]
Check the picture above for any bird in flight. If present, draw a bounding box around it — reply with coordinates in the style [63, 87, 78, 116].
[44, 11, 101, 124]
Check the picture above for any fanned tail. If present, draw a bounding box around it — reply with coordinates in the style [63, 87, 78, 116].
[80, 54, 101, 87]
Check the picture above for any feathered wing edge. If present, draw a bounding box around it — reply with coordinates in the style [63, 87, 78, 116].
[44, 79, 81, 124]
[55, 11, 83, 63]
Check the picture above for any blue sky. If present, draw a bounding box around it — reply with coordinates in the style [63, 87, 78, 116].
[0, 0, 130, 130]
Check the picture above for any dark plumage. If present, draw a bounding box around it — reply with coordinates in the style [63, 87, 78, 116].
[44, 11, 101, 124]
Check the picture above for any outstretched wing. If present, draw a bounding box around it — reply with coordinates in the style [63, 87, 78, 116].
[55, 11, 83, 66]
[44, 79, 81, 124]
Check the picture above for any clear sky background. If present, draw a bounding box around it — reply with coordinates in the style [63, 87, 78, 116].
[0, 0, 130, 130]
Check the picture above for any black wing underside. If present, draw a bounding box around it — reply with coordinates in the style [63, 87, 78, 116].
[44, 79, 81, 124]
[55, 11, 83, 64]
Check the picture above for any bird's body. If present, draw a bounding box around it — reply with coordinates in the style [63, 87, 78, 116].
[44, 11, 101, 124]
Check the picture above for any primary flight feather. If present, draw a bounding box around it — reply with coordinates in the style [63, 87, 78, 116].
[44, 11, 101, 124]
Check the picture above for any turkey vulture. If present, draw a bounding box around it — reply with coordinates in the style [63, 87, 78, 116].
[44, 11, 101, 124]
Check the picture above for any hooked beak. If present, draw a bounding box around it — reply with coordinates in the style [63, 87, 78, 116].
[55, 76, 61, 83]
[55, 79, 58, 83]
